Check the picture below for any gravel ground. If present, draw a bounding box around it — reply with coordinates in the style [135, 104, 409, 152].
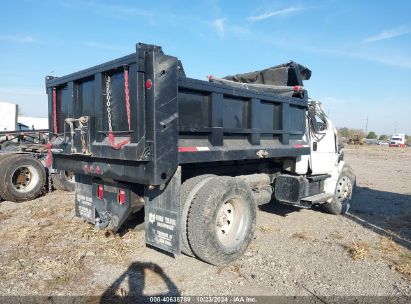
[0, 145, 410, 298]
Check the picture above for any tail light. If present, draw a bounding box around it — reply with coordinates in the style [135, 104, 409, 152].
[118, 189, 126, 205]
[293, 85, 304, 92]
[97, 185, 104, 200]
[145, 79, 152, 90]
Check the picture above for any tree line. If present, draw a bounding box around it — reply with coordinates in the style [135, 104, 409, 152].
[338, 127, 409, 143]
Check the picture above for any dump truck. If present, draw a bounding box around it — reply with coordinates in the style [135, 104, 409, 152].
[45, 43, 355, 265]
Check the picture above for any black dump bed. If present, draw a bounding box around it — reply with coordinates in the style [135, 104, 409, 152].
[46, 43, 309, 185]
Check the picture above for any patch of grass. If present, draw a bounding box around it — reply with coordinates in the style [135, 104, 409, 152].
[329, 231, 344, 240]
[258, 226, 274, 233]
[216, 264, 248, 280]
[348, 242, 369, 260]
[378, 237, 403, 255]
[379, 239, 411, 281]
[292, 231, 313, 241]
[48, 274, 70, 288]
[394, 262, 411, 280]
[0, 213, 12, 221]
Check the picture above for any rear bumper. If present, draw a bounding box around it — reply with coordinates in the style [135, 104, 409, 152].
[389, 144, 406, 147]
[75, 175, 143, 231]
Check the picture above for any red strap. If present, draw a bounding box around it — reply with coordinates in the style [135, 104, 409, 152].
[44, 137, 55, 168]
[107, 68, 131, 150]
[52, 88, 58, 133]
[108, 132, 130, 150]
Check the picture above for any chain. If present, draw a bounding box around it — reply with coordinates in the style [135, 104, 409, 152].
[105, 75, 113, 132]
[48, 172, 53, 194]
[47, 171, 53, 208]
[80, 130, 86, 153]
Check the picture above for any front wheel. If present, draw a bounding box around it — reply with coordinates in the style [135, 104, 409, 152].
[322, 165, 356, 215]
[187, 176, 256, 265]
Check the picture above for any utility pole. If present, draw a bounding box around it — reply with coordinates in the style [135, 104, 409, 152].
[365, 116, 368, 136]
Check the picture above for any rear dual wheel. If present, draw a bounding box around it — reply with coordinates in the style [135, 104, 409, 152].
[51, 170, 75, 192]
[0, 154, 46, 202]
[181, 176, 256, 265]
[180, 174, 215, 256]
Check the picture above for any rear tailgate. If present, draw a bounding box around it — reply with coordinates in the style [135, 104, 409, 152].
[46, 43, 179, 185]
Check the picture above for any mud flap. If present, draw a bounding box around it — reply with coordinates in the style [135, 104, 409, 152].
[75, 174, 95, 223]
[144, 167, 181, 255]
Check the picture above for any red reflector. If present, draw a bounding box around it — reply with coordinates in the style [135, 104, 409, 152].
[145, 79, 152, 89]
[293, 144, 304, 148]
[118, 189, 126, 205]
[178, 147, 198, 152]
[293, 85, 300, 92]
[97, 185, 104, 200]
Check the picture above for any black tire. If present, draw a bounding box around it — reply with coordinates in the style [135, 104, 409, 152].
[187, 176, 256, 265]
[180, 174, 215, 256]
[322, 165, 356, 215]
[0, 154, 15, 200]
[1, 142, 19, 152]
[0, 154, 46, 202]
[0, 153, 14, 162]
[51, 170, 75, 192]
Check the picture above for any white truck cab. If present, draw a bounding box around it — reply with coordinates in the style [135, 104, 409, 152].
[389, 134, 406, 147]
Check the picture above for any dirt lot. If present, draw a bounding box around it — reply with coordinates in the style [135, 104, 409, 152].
[0, 146, 410, 298]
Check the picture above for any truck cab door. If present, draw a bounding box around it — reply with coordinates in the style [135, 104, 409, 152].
[309, 111, 338, 175]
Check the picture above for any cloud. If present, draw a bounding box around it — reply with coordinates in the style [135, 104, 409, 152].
[212, 18, 226, 38]
[227, 23, 411, 69]
[364, 25, 411, 43]
[248, 6, 305, 21]
[0, 35, 38, 43]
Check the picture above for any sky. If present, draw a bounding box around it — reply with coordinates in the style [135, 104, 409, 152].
[0, 0, 410, 135]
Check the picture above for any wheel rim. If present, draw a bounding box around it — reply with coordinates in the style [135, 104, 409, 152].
[336, 175, 352, 203]
[215, 197, 248, 249]
[11, 165, 39, 193]
[65, 171, 75, 183]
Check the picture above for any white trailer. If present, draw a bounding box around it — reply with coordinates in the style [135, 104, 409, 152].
[0, 102, 18, 131]
[18, 116, 49, 130]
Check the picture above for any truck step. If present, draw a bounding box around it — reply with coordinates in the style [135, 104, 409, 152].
[301, 192, 334, 204]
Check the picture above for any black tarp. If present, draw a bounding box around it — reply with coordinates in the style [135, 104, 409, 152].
[223, 61, 311, 86]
